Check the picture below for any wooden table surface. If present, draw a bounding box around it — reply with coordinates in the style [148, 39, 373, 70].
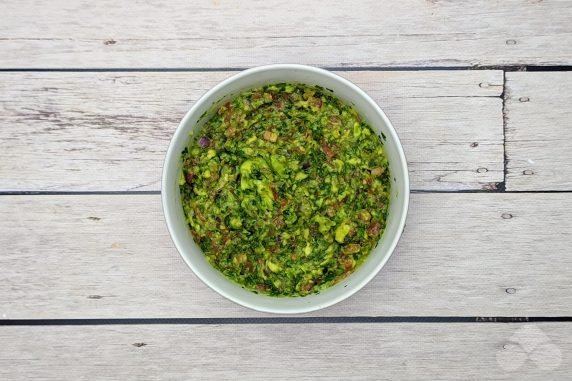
[1, 1, 571, 379]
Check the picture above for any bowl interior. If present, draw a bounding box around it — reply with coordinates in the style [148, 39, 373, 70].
[162, 65, 409, 314]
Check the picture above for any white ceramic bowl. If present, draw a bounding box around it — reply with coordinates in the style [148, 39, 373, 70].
[162, 64, 409, 314]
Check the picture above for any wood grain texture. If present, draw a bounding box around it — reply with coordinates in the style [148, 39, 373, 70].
[1, 0, 571, 68]
[1, 193, 571, 319]
[505, 72, 572, 191]
[0, 71, 503, 192]
[1, 323, 570, 380]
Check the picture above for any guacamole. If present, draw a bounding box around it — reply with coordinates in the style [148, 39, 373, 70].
[179, 83, 390, 296]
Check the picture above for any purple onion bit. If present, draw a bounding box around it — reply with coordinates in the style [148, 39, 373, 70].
[198, 136, 211, 148]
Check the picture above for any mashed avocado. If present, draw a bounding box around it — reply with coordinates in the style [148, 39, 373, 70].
[180, 83, 390, 296]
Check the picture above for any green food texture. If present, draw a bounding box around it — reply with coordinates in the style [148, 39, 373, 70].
[180, 83, 390, 296]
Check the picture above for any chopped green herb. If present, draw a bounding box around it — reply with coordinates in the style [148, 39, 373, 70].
[180, 83, 390, 297]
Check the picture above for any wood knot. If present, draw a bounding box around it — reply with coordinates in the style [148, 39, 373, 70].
[470, 142, 479, 148]
[132, 342, 148, 347]
[518, 97, 530, 102]
[506, 39, 517, 45]
[505, 288, 516, 294]
[87, 295, 103, 299]
[87, 216, 101, 221]
[104, 39, 117, 46]
[476, 167, 488, 173]
[501, 213, 513, 219]
[523, 170, 534, 175]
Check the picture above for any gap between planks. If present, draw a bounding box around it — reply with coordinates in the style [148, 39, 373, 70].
[7, 189, 572, 196]
[1, 317, 572, 326]
[0, 65, 570, 72]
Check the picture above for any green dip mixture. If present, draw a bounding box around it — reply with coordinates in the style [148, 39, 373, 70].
[180, 83, 390, 296]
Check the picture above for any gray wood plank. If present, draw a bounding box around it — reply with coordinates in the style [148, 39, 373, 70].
[1, 193, 571, 319]
[0, 71, 503, 192]
[1, 0, 571, 68]
[1, 323, 570, 380]
[505, 72, 572, 191]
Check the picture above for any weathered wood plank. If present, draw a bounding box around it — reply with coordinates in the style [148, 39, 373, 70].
[505, 72, 572, 191]
[1, 323, 570, 380]
[0, 71, 503, 191]
[1, 0, 571, 68]
[1, 193, 571, 319]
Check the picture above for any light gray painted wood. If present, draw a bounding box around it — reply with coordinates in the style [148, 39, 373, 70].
[1, 193, 571, 319]
[505, 72, 572, 191]
[1, 323, 570, 380]
[0, 71, 503, 192]
[1, 0, 571, 68]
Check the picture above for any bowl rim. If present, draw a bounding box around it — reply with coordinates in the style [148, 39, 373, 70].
[161, 64, 410, 314]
